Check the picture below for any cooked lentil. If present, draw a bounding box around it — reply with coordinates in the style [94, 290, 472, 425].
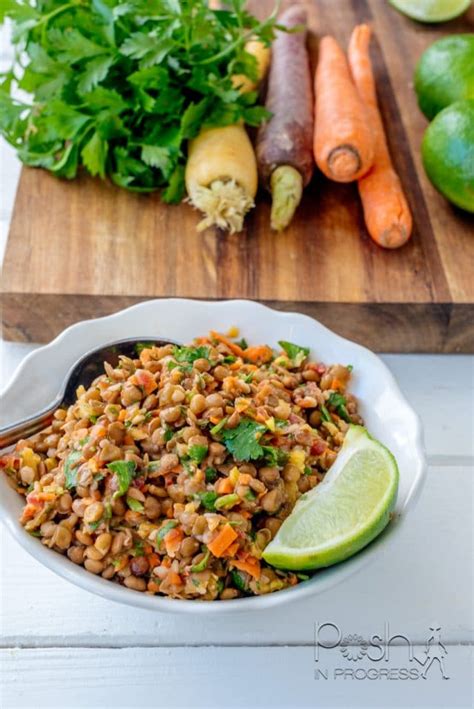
[1, 332, 362, 600]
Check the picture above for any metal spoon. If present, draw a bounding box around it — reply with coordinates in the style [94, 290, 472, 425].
[0, 337, 178, 449]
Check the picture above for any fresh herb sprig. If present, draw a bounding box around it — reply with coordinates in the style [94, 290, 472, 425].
[0, 0, 279, 200]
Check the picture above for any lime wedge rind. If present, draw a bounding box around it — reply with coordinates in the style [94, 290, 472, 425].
[262, 426, 399, 571]
[389, 0, 471, 22]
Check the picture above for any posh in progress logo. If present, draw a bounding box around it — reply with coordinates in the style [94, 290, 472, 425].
[314, 622, 449, 681]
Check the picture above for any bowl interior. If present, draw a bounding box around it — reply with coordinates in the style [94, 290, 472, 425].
[0, 299, 426, 613]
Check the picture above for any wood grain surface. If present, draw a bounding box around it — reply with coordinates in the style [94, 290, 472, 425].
[2, 0, 473, 350]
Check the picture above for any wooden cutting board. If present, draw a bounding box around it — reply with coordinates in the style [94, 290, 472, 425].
[2, 0, 473, 351]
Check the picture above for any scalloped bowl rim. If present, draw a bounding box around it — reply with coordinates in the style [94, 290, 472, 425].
[0, 299, 427, 614]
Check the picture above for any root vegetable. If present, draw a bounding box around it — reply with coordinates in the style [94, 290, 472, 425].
[313, 35, 374, 182]
[348, 24, 412, 248]
[256, 6, 314, 231]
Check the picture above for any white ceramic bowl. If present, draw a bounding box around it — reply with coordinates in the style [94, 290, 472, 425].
[0, 299, 426, 614]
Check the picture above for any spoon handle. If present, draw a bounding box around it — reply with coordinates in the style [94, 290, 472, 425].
[0, 401, 60, 449]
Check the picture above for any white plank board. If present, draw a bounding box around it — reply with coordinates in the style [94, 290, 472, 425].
[1, 341, 473, 459]
[383, 354, 474, 461]
[1, 646, 472, 709]
[1, 465, 472, 647]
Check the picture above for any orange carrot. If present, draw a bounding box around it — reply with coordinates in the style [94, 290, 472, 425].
[314, 35, 374, 182]
[215, 477, 234, 495]
[147, 552, 160, 568]
[167, 571, 183, 586]
[210, 331, 245, 357]
[243, 345, 273, 364]
[232, 557, 261, 580]
[221, 541, 240, 558]
[207, 524, 238, 558]
[348, 24, 412, 248]
[133, 369, 158, 395]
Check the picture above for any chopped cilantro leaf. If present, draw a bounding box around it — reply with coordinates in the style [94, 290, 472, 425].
[188, 444, 208, 465]
[131, 540, 145, 557]
[64, 451, 83, 490]
[205, 467, 218, 483]
[107, 460, 137, 498]
[278, 341, 310, 366]
[163, 427, 174, 442]
[262, 446, 288, 468]
[231, 569, 247, 591]
[327, 393, 351, 423]
[135, 342, 154, 355]
[197, 491, 219, 511]
[236, 338, 248, 350]
[220, 418, 267, 461]
[173, 345, 210, 364]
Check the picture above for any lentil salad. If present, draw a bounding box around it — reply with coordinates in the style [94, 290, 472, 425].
[1, 331, 361, 600]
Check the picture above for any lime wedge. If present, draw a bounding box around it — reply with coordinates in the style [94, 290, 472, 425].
[389, 0, 471, 22]
[262, 426, 399, 570]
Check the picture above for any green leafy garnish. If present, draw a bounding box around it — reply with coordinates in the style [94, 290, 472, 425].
[89, 414, 98, 424]
[0, 1, 277, 198]
[245, 489, 257, 501]
[327, 393, 351, 423]
[197, 491, 218, 511]
[262, 446, 288, 468]
[135, 342, 154, 355]
[278, 341, 310, 366]
[173, 345, 210, 364]
[131, 540, 145, 557]
[231, 569, 247, 591]
[303, 465, 312, 476]
[64, 450, 83, 490]
[163, 426, 174, 442]
[347, 364, 354, 373]
[188, 444, 208, 465]
[126, 496, 144, 512]
[236, 338, 248, 350]
[205, 467, 218, 483]
[220, 418, 267, 461]
[107, 460, 137, 498]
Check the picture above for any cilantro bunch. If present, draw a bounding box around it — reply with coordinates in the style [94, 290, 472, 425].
[0, 0, 278, 201]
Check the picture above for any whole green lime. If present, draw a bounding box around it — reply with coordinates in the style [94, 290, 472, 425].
[415, 34, 474, 120]
[391, 0, 472, 23]
[422, 99, 474, 212]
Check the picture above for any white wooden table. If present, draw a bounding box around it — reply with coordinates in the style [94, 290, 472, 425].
[1, 32, 473, 705]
